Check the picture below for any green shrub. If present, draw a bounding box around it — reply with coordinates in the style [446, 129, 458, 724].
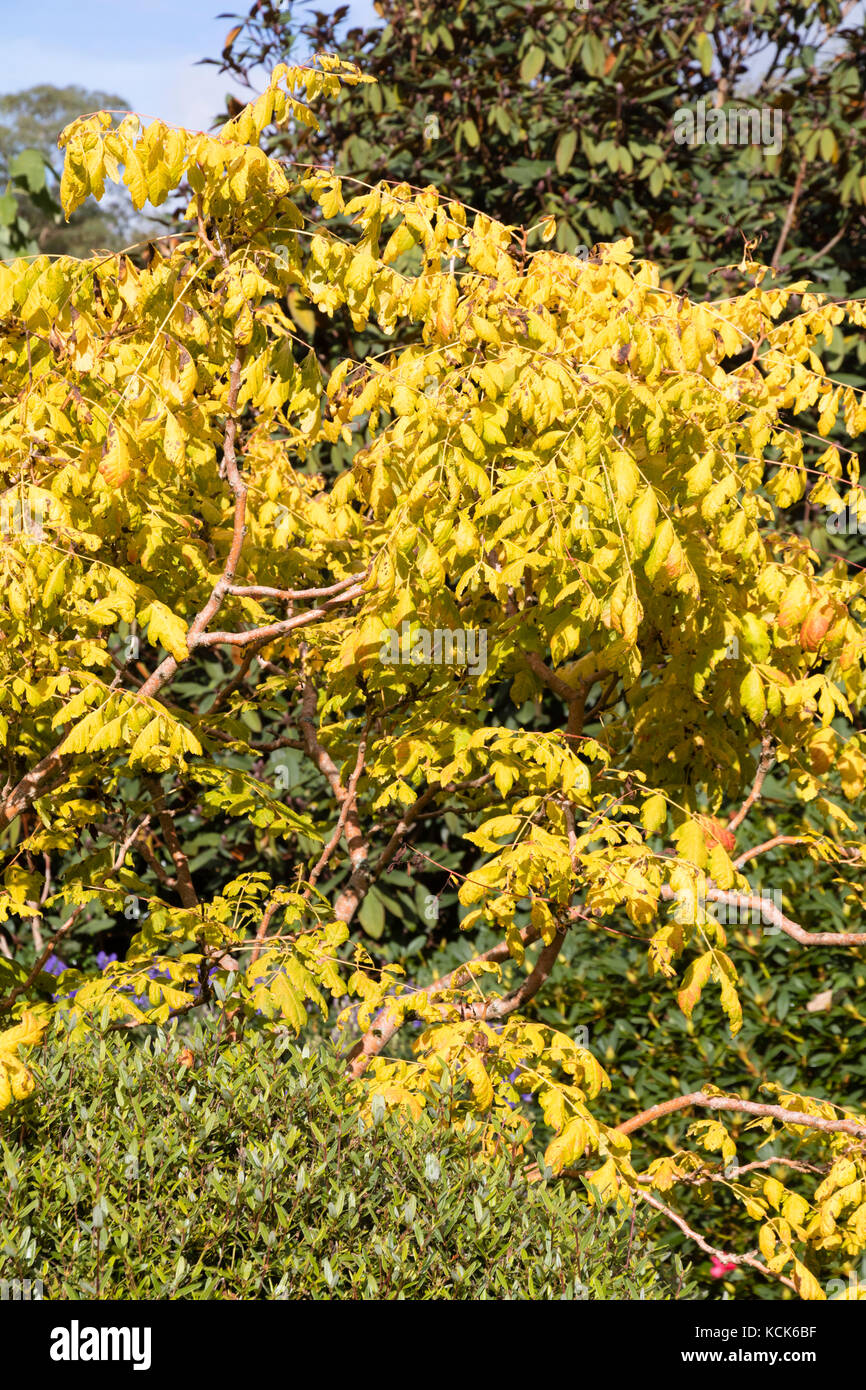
[1, 1026, 695, 1300]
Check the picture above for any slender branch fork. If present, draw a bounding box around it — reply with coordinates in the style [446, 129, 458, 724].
[637, 1190, 798, 1293]
[297, 671, 372, 926]
[345, 922, 556, 1078]
[662, 732, 866, 944]
[304, 716, 372, 898]
[557, 1092, 864, 1294]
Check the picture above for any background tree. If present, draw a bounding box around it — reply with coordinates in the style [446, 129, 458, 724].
[207, 0, 866, 303]
[0, 86, 150, 257]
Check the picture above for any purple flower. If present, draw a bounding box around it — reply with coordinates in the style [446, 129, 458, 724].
[96, 951, 118, 971]
[43, 954, 78, 1003]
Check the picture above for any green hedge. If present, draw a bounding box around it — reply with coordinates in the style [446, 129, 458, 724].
[1, 1025, 695, 1300]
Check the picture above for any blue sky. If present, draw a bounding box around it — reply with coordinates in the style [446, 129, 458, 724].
[1, 0, 379, 133]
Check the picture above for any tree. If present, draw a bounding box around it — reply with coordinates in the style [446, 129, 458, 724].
[0, 86, 146, 258]
[1, 59, 866, 1298]
[0, 147, 58, 259]
[209, 0, 866, 301]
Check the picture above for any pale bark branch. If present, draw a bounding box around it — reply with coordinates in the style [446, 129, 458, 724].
[195, 583, 364, 649]
[250, 896, 282, 967]
[305, 719, 371, 897]
[733, 834, 808, 869]
[615, 1089, 866, 1141]
[659, 881, 866, 946]
[636, 1190, 798, 1292]
[771, 154, 808, 273]
[346, 925, 543, 1078]
[727, 733, 774, 833]
[227, 571, 367, 602]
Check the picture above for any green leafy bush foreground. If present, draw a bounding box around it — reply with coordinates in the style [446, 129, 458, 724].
[1, 1026, 693, 1300]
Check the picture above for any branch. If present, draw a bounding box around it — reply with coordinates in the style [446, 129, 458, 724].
[205, 642, 261, 716]
[111, 815, 151, 871]
[658, 877, 866, 946]
[147, 780, 198, 911]
[651, 1156, 827, 1185]
[367, 774, 493, 885]
[615, 1089, 866, 1141]
[0, 906, 85, 1013]
[346, 925, 543, 1078]
[250, 895, 282, 967]
[0, 747, 69, 831]
[137, 835, 174, 888]
[733, 834, 809, 870]
[305, 717, 371, 897]
[227, 571, 367, 602]
[194, 583, 365, 649]
[636, 1190, 797, 1292]
[525, 651, 588, 732]
[770, 154, 808, 273]
[147, 784, 240, 970]
[707, 886, 866, 946]
[457, 925, 568, 1022]
[727, 733, 774, 833]
[368, 785, 439, 883]
[298, 676, 370, 924]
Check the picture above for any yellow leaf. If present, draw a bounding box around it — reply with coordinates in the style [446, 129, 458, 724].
[740, 668, 766, 724]
[463, 1053, 494, 1110]
[0, 1011, 46, 1110]
[436, 274, 458, 339]
[642, 793, 667, 834]
[629, 487, 658, 554]
[674, 819, 708, 869]
[677, 951, 713, 1017]
[544, 1116, 588, 1173]
[140, 601, 189, 663]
